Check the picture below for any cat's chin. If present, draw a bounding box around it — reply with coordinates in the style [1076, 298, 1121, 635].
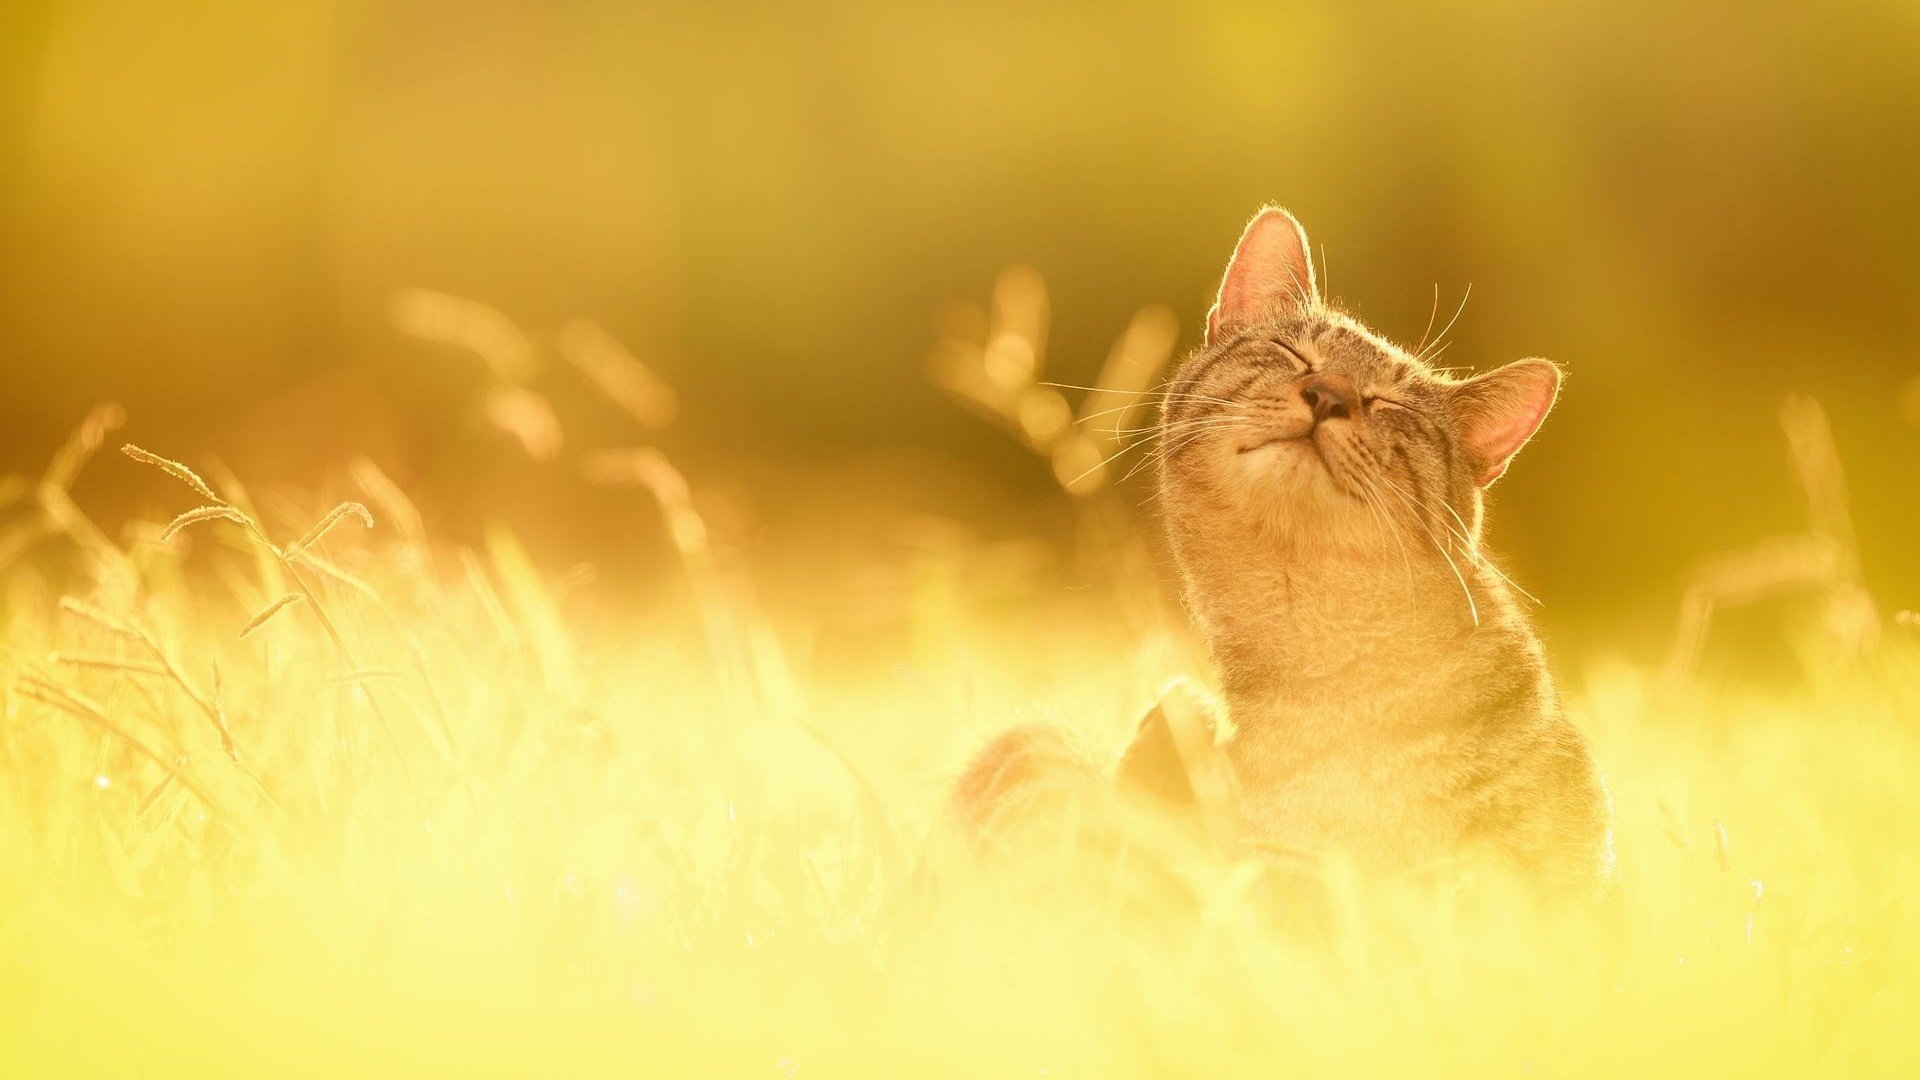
[1204, 442, 1362, 527]
[1232, 438, 1335, 492]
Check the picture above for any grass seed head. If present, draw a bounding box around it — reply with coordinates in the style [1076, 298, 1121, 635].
[160, 505, 250, 542]
[120, 444, 227, 506]
[239, 594, 306, 640]
[287, 502, 374, 557]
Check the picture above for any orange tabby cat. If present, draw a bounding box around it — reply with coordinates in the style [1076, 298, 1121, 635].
[955, 206, 1613, 898]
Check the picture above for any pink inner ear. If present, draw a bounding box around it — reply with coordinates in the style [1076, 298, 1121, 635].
[1462, 362, 1560, 486]
[1208, 208, 1316, 341]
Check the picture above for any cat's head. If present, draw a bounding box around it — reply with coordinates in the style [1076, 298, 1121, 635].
[1158, 206, 1559, 560]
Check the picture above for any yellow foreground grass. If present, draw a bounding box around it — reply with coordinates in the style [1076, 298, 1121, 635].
[1, 437, 1915, 1078]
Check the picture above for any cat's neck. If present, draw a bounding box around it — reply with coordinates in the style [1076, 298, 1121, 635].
[1172, 524, 1526, 715]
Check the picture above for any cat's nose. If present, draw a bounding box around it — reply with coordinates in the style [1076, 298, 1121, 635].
[1299, 375, 1354, 423]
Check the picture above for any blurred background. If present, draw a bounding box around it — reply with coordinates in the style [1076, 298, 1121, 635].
[2, 0, 1917, 661]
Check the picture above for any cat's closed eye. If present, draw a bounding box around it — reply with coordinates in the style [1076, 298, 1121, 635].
[1270, 341, 1313, 371]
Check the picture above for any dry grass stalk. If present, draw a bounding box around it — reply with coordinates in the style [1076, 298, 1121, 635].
[458, 547, 522, 655]
[195, 459, 288, 594]
[1664, 395, 1879, 674]
[582, 442, 900, 882]
[559, 319, 679, 429]
[485, 385, 565, 461]
[390, 287, 539, 385]
[286, 502, 374, 557]
[36, 481, 140, 599]
[161, 505, 249, 542]
[14, 671, 225, 818]
[42, 402, 125, 492]
[929, 266, 1178, 496]
[585, 448, 710, 556]
[59, 595, 144, 642]
[0, 406, 127, 574]
[60, 595, 240, 762]
[120, 443, 428, 795]
[120, 444, 227, 506]
[239, 594, 306, 640]
[285, 549, 381, 599]
[1079, 305, 1181, 455]
[350, 458, 426, 548]
[73, 454, 384, 777]
[48, 653, 172, 678]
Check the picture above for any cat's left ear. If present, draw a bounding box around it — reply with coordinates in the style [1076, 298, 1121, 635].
[1449, 359, 1561, 486]
[1207, 206, 1318, 344]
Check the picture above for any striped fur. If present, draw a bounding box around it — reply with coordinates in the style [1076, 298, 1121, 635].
[1156, 207, 1613, 895]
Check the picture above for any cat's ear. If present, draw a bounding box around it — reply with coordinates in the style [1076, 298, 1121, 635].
[1206, 206, 1318, 344]
[1450, 359, 1561, 486]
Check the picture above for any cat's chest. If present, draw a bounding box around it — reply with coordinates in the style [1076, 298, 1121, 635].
[1261, 604, 1429, 679]
[1218, 639, 1500, 790]
[1228, 678, 1447, 762]
[1221, 685, 1488, 858]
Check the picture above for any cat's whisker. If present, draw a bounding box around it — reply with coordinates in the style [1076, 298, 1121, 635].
[1101, 416, 1249, 438]
[1347, 476, 1395, 580]
[1414, 283, 1441, 358]
[1041, 380, 1166, 396]
[1122, 421, 1255, 484]
[1077, 392, 1241, 419]
[1075, 394, 1245, 438]
[1415, 284, 1472, 365]
[1145, 406, 1254, 429]
[1121, 416, 1253, 447]
[1353, 471, 1415, 594]
[1368, 472, 1450, 546]
[1374, 472, 1543, 606]
[1066, 431, 1168, 488]
[1368, 471, 1480, 626]
[1048, 381, 1243, 412]
[1341, 445, 1416, 591]
[1123, 428, 1222, 482]
[1428, 523, 1481, 627]
[1068, 414, 1250, 487]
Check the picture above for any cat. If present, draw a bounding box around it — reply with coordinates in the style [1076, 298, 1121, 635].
[954, 206, 1614, 899]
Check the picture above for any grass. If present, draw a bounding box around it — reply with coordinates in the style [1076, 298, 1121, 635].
[0, 297, 1915, 1077]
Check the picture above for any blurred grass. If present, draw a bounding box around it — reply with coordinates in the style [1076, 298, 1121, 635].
[1, 358, 1916, 1075]
[6, 0, 1920, 648]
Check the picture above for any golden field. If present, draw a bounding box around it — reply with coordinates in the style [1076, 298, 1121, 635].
[5, 3, 1920, 1074]
[0, 362, 1914, 1076]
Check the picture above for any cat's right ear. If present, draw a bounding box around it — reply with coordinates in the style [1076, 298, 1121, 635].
[1206, 206, 1318, 345]
[1449, 358, 1562, 486]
